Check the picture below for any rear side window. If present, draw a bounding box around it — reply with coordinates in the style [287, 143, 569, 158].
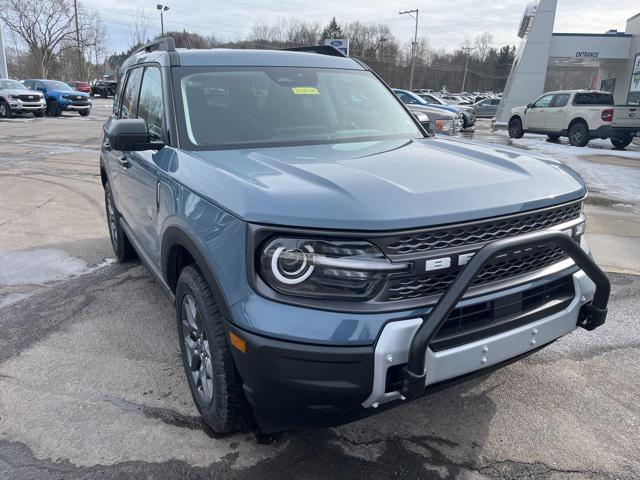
[551, 94, 569, 107]
[137, 67, 165, 141]
[573, 92, 614, 105]
[119, 68, 143, 119]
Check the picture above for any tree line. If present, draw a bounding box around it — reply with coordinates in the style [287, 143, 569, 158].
[2, 1, 516, 92]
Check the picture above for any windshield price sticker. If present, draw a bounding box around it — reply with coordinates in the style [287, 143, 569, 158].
[291, 87, 320, 95]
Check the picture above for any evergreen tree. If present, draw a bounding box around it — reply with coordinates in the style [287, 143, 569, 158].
[322, 17, 343, 39]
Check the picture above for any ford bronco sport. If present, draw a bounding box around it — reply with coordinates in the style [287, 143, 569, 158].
[100, 38, 610, 433]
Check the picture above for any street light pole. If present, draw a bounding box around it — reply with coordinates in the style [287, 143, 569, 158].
[73, 0, 82, 80]
[399, 9, 419, 91]
[0, 20, 8, 79]
[461, 46, 475, 93]
[157, 4, 170, 37]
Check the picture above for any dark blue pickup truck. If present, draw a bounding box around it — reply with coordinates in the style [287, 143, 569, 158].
[100, 38, 610, 433]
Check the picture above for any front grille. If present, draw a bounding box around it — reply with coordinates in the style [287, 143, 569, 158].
[62, 94, 85, 101]
[430, 275, 575, 351]
[16, 94, 41, 102]
[377, 202, 582, 257]
[385, 243, 568, 301]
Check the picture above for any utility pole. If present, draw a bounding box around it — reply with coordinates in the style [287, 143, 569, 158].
[399, 9, 419, 91]
[157, 4, 170, 37]
[461, 46, 476, 93]
[0, 20, 8, 79]
[73, 0, 82, 80]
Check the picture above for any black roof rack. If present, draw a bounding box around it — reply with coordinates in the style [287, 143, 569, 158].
[135, 37, 176, 54]
[283, 45, 347, 58]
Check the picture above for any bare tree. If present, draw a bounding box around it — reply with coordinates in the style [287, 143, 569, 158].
[129, 7, 150, 48]
[0, 0, 77, 77]
[474, 32, 494, 61]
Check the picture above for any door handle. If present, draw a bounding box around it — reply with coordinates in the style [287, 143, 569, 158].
[119, 156, 130, 168]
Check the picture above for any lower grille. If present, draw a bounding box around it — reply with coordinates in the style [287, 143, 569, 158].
[385, 244, 568, 302]
[430, 275, 575, 351]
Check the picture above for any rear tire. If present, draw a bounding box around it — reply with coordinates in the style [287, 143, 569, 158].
[176, 265, 250, 433]
[611, 135, 633, 149]
[0, 101, 13, 119]
[508, 117, 524, 139]
[568, 121, 589, 147]
[104, 181, 136, 262]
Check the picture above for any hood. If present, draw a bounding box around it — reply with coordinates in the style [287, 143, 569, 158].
[1, 88, 43, 97]
[169, 137, 586, 231]
[54, 89, 89, 97]
[423, 103, 460, 114]
[406, 104, 455, 119]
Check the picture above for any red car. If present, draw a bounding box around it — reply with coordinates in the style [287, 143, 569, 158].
[66, 81, 91, 94]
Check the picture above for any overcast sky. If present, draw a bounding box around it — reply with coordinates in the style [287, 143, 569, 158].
[82, 0, 639, 54]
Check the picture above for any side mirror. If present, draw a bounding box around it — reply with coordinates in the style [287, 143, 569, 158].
[107, 118, 164, 151]
[527, 102, 534, 109]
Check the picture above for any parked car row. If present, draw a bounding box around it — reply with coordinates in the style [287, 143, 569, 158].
[393, 88, 474, 131]
[0, 79, 92, 118]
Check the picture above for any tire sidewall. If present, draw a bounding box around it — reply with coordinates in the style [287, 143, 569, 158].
[0, 101, 12, 118]
[104, 182, 131, 261]
[508, 118, 523, 138]
[568, 122, 589, 147]
[611, 135, 632, 149]
[175, 266, 242, 432]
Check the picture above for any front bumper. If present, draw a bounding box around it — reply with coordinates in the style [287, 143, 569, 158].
[9, 100, 46, 112]
[227, 232, 609, 432]
[63, 103, 91, 111]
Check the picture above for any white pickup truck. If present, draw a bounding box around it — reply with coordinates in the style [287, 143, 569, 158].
[507, 90, 640, 148]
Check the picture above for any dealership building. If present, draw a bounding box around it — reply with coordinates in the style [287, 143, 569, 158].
[496, 0, 640, 123]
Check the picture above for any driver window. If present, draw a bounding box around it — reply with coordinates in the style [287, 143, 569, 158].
[136, 67, 165, 142]
[533, 95, 553, 108]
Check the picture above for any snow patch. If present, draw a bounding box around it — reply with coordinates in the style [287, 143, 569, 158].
[0, 249, 112, 286]
[501, 133, 640, 204]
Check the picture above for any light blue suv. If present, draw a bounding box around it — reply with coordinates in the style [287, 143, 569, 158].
[101, 38, 610, 433]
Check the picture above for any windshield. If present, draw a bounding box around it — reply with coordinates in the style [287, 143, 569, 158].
[0, 79, 25, 90]
[421, 94, 446, 105]
[42, 80, 73, 91]
[174, 67, 423, 150]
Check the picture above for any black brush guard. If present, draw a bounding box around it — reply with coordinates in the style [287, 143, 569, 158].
[401, 230, 611, 399]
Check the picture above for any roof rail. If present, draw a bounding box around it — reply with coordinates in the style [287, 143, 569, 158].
[135, 37, 176, 54]
[283, 45, 347, 58]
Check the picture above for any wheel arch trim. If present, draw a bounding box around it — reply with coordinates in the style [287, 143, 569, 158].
[161, 225, 233, 319]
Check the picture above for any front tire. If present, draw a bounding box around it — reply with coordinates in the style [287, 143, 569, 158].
[47, 101, 61, 117]
[568, 121, 589, 147]
[104, 181, 136, 262]
[508, 117, 524, 138]
[79, 110, 90, 117]
[176, 265, 249, 433]
[33, 109, 45, 118]
[611, 135, 633, 149]
[0, 101, 13, 119]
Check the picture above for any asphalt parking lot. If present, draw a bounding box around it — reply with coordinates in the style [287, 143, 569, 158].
[1, 100, 639, 479]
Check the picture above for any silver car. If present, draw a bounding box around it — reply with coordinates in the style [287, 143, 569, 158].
[473, 97, 501, 118]
[407, 104, 461, 136]
[0, 79, 47, 118]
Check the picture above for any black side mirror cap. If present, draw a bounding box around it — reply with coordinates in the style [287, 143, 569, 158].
[527, 103, 534, 109]
[107, 118, 165, 151]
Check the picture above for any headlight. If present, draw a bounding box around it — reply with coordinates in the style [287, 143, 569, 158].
[434, 119, 453, 133]
[9, 95, 18, 100]
[259, 238, 409, 299]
